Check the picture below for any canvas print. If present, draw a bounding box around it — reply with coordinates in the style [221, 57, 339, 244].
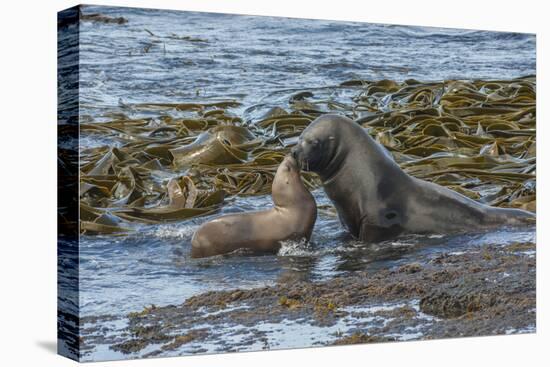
[57, 4, 536, 362]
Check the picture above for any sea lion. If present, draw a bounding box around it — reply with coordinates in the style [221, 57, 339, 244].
[291, 114, 534, 242]
[191, 155, 317, 258]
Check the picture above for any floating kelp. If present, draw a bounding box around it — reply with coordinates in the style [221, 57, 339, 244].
[79, 9, 128, 25]
[80, 204, 131, 235]
[170, 126, 256, 168]
[79, 77, 536, 234]
[167, 34, 209, 43]
[338, 76, 536, 212]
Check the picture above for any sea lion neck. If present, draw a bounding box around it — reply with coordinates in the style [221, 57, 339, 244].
[272, 168, 310, 209]
[316, 121, 361, 184]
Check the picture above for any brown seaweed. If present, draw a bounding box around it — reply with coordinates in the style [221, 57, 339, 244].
[79, 77, 536, 234]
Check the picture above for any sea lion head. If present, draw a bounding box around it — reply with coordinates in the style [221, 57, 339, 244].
[271, 155, 308, 208]
[291, 114, 342, 175]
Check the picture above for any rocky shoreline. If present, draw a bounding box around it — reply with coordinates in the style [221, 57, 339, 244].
[81, 239, 535, 359]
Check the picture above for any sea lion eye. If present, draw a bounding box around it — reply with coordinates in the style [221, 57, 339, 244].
[306, 138, 319, 147]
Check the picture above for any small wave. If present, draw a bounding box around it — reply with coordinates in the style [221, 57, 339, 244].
[393, 26, 481, 39]
[389, 241, 415, 248]
[505, 324, 535, 335]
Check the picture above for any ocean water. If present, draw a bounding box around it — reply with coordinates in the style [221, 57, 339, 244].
[77, 5, 536, 122]
[67, 4, 536, 359]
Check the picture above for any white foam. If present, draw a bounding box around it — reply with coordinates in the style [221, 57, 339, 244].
[277, 239, 315, 257]
[150, 223, 199, 240]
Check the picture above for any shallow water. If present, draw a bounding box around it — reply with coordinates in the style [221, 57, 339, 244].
[69, 5, 536, 360]
[78, 189, 535, 318]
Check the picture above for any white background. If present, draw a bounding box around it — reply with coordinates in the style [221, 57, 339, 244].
[0, 0, 547, 365]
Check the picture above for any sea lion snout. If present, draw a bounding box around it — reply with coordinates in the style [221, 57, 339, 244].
[290, 146, 301, 167]
[290, 146, 299, 159]
[290, 135, 325, 173]
[291, 141, 311, 171]
[283, 155, 298, 169]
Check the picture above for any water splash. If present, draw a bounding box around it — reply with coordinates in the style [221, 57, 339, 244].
[278, 238, 315, 257]
[149, 223, 199, 240]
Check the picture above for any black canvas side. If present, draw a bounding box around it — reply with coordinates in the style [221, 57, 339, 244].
[57, 5, 81, 362]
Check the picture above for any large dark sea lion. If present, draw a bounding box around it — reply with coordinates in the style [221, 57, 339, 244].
[291, 114, 534, 242]
[191, 155, 317, 258]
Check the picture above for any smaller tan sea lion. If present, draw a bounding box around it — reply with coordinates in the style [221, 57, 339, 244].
[191, 155, 317, 258]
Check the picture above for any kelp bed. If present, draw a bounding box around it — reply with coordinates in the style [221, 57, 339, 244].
[79, 76, 536, 235]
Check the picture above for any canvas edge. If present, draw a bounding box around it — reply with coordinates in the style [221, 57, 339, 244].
[57, 4, 81, 362]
